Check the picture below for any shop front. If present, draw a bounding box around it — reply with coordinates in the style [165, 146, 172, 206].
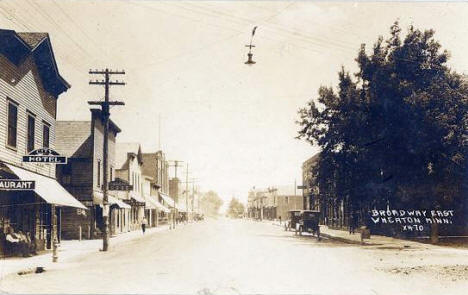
[0, 163, 86, 256]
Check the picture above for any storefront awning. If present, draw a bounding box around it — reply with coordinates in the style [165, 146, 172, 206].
[6, 164, 86, 209]
[93, 191, 131, 209]
[129, 192, 146, 204]
[144, 195, 157, 209]
[177, 203, 187, 213]
[154, 200, 170, 213]
[159, 192, 177, 209]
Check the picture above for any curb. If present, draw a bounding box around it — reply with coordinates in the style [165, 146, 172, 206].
[320, 232, 367, 245]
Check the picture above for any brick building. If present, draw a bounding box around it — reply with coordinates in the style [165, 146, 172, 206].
[274, 185, 304, 222]
[141, 151, 171, 224]
[141, 151, 169, 195]
[302, 153, 320, 211]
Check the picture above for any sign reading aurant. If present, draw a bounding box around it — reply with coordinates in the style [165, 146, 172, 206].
[23, 148, 67, 164]
[0, 179, 35, 190]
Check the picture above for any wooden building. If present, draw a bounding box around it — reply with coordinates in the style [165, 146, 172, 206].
[114, 143, 146, 231]
[55, 109, 129, 240]
[0, 29, 85, 255]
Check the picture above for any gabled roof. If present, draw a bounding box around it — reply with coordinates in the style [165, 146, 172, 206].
[115, 142, 143, 170]
[90, 109, 122, 134]
[0, 29, 70, 97]
[16, 32, 48, 48]
[55, 121, 92, 157]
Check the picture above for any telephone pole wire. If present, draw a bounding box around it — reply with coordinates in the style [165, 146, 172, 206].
[88, 68, 125, 252]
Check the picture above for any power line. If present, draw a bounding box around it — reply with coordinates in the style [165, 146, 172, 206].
[88, 68, 126, 252]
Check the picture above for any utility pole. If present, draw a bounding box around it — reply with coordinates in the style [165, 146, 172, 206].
[189, 178, 199, 220]
[191, 181, 195, 217]
[181, 177, 198, 221]
[185, 163, 189, 223]
[88, 68, 125, 252]
[168, 160, 183, 229]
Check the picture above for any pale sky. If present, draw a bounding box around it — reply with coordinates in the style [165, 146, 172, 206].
[2, 1, 467, 205]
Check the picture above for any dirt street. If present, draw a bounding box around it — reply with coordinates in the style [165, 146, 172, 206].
[0, 218, 466, 294]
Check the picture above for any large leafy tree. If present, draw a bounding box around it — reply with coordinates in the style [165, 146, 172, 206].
[297, 22, 467, 226]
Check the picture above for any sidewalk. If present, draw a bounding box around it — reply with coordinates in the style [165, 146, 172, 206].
[0, 224, 171, 279]
[318, 225, 428, 249]
[265, 219, 437, 250]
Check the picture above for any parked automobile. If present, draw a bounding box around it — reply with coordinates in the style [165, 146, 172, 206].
[295, 210, 321, 240]
[284, 210, 302, 231]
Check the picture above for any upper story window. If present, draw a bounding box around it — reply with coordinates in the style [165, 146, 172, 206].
[27, 112, 35, 153]
[7, 100, 18, 148]
[43, 122, 50, 148]
[137, 174, 140, 192]
[97, 160, 101, 188]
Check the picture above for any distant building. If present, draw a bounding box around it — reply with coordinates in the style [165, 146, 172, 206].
[302, 153, 320, 211]
[114, 143, 146, 232]
[169, 177, 182, 203]
[140, 151, 171, 225]
[0, 29, 84, 255]
[274, 185, 303, 222]
[302, 153, 349, 228]
[247, 188, 267, 220]
[141, 151, 169, 195]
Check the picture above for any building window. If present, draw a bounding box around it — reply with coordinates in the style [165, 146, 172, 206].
[43, 122, 50, 148]
[7, 100, 18, 148]
[97, 160, 101, 188]
[61, 163, 72, 185]
[110, 167, 113, 182]
[286, 197, 289, 204]
[27, 113, 35, 153]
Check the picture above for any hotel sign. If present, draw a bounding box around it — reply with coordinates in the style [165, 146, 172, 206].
[0, 179, 35, 190]
[23, 148, 67, 164]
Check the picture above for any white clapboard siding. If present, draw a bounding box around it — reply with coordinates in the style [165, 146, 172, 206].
[0, 54, 58, 178]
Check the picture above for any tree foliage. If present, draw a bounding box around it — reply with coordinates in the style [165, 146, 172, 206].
[227, 198, 245, 218]
[200, 191, 224, 217]
[297, 22, 467, 218]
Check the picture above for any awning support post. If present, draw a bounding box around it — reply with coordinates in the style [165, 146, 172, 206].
[51, 204, 58, 263]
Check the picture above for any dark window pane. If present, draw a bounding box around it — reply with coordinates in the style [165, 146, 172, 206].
[7, 102, 18, 147]
[27, 114, 35, 153]
[43, 124, 50, 148]
[97, 161, 101, 188]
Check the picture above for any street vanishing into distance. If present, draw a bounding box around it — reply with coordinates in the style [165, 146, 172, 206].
[1, 219, 466, 295]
